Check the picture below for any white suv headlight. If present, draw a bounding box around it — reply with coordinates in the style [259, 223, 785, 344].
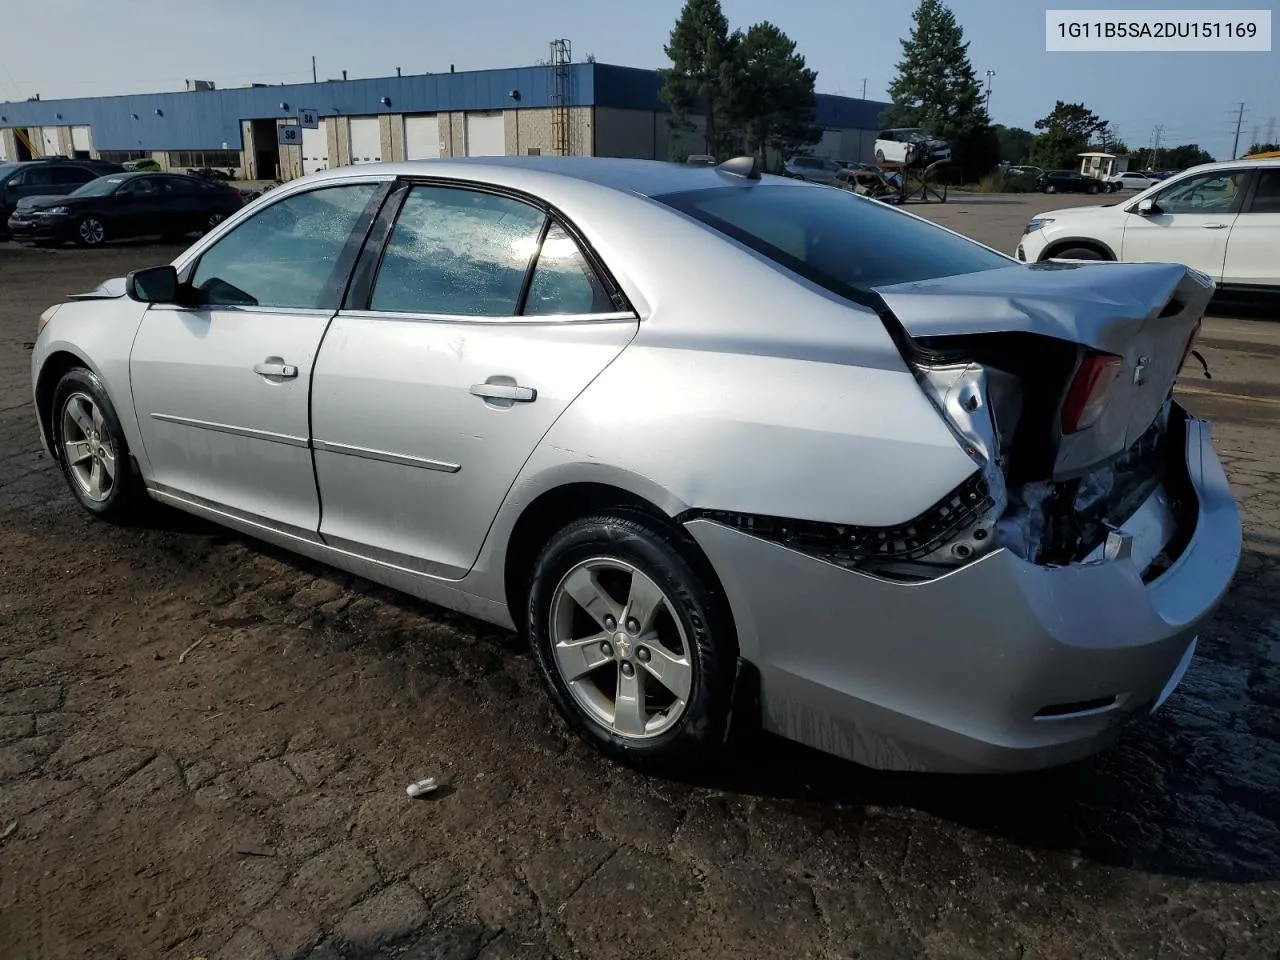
[37, 304, 61, 336]
[1023, 217, 1054, 235]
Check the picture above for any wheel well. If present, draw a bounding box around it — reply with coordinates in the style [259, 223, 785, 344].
[1041, 239, 1114, 261]
[35, 350, 88, 450]
[501, 482, 733, 640]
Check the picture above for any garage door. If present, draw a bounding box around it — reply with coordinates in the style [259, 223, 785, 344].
[0, 134, 8, 162]
[348, 117, 381, 164]
[302, 119, 329, 174]
[464, 112, 505, 157]
[40, 126, 62, 157]
[404, 115, 440, 160]
[71, 125, 92, 154]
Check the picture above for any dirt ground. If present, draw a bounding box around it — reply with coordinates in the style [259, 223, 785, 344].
[2, 198, 1279, 960]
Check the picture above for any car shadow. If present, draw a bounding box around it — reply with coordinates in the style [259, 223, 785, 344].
[138, 507, 1280, 885]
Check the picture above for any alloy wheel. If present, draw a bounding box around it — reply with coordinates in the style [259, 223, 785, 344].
[78, 218, 105, 245]
[549, 557, 693, 739]
[207, 212, 225, 229]
[60, 392, 116, 502]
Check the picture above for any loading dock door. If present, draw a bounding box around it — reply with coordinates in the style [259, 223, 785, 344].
[404, 116, 440, 160]
[41, 126, 62, 157]
[71, 125, 92, 157]
[348, 117, 381, 164]
[302, 119, 329, 174]
[465, 112, 505, 157]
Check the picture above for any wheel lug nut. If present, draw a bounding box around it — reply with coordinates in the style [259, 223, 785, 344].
[620, 661, 635, 678]
[636, 647, 650, 663]
[600, 641, 613, 657]
[603, 616, 616, 630]
[626, 618, 640, 634]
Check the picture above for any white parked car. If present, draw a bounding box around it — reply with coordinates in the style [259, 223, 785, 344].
[874, 128, 951, 167]
[1019, 159, 1280, 299]
[1109, 171, 1159, 191]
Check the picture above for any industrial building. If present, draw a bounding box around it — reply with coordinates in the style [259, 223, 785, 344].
[0, 45, 890, 179]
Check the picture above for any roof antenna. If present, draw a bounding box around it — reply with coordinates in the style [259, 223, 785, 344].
[716, 155, 762, 180]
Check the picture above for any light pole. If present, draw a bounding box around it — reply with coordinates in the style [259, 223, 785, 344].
[985, 70, 996, 114]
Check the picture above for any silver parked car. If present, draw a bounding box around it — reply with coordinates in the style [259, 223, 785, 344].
[31, 156, 1241, 774]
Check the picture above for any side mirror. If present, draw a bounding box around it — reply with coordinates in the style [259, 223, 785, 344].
[126, 265, 180, 304]
[1136, 198, 1158, 215]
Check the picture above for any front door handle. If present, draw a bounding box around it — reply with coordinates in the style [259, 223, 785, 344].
[253, 360, 298, 379]
[470, 382, 536, 403]
[1202, 223, 1229, 229]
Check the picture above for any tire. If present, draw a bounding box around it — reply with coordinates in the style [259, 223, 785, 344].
[202, 211, 226, 234]
[1051, 245, 1107, 261]
[49, 368, 146, 521]
[527, 512, 738, 768]
[74, 216, 106, 247]
[875, 149, 886, 165]
[1087, 183, 1100, 195]
[1045, 184, 1057, 194]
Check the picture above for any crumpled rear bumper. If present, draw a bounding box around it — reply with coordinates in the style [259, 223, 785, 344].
[685, 410, 1241, 774]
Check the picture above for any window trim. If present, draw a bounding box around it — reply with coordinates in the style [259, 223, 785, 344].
[177, 179, 394, 312]
[347, 175, 635, 323]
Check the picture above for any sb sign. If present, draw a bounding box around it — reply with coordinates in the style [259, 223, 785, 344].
[277, 124, 302, 146]
[299, 108, 319, 129]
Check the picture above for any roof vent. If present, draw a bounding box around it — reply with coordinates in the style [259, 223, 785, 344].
[716, 155, 762, 180]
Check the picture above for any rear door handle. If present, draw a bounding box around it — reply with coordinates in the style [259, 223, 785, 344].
[1202, 223, 1228, 229]
[470, 382, 536, 402]
[253, 360, 298, 379]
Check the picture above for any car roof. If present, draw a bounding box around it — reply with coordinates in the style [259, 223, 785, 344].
[298, 156, 799, 200]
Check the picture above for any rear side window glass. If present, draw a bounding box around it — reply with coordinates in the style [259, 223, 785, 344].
[190, 183, 376, 309]
[523, 223, 615, 316]
[1248, 169, 1280, 213]
[654, 184, 1010, 301]
[370, 185, 546, 316]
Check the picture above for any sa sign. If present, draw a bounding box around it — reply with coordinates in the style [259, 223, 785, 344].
[299, 108, 319, 129]
[277, 124, 301, 146]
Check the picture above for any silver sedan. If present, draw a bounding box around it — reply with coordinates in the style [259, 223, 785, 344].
[30, 156, 1242, 773]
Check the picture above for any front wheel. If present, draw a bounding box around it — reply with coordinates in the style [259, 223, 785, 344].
[875, 149, 886, 165]
[50, 368, 146, 521]
[1044, 184, 1057, 194]
[527, 512, 738, 768]
[1052, 246, 1106, 261]
[74, 216, 106, 247]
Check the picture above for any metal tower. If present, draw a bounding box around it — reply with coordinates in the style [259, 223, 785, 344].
[549, 39, 572, 156]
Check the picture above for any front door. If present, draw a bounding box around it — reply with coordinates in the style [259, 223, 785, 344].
[1222, 167, 1280, 289]
[111, 176, 169, 238]
[310, 182, 637, 579]
[1121, 168, 1249, 281]
[129, 180, 385, 534]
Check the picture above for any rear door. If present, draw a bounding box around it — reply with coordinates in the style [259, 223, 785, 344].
[310, 180, 637, 578]
[130, 180, 387, 533]
[1221, 167, 1280, 289]
[1120, 168, 1249, 280]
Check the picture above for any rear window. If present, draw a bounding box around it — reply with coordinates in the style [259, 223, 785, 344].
[653, 184, 1011, 301]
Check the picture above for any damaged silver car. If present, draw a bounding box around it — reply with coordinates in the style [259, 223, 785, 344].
[30, 155, 1241, 774]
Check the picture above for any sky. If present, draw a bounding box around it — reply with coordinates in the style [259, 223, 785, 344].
[2, 0, 1277, 161]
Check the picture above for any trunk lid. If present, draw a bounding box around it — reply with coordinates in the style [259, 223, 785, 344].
[875, 260, 1214, 480]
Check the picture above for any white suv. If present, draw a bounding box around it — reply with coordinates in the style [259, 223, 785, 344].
[1018, 159, 1280, 297]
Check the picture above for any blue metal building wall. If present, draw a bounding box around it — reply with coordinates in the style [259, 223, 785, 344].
[0, 65, 593, 151]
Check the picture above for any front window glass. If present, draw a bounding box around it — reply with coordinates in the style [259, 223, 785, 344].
[369, 186, 546, 316]
[655, 184, 1011, 300]
[1154, 170, 1247, 214]
[190, 183, 376, 308]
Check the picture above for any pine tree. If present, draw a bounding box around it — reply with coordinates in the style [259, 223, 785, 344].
[727, 22, 820, 161]
[882, 0, 996, 179]
[659, 0, 736, 158]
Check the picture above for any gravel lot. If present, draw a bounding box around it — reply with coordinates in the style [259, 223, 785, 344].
[1, 194, 1278, 960]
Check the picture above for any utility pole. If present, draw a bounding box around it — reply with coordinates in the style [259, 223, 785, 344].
[861, 78, 867, 99]
[1231, 101, 1245, 159]
[984, 70, 996, 113]
[311, 56, 317, 83]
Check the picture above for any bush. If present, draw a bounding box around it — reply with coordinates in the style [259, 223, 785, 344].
[974, 170, 1038, 193]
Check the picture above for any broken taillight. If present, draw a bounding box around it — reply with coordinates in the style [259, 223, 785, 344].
[1061, 352, 1124, 434]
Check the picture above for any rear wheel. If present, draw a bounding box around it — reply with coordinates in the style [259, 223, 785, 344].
[527, 512, 738, 768]
[74, 216, 106, 247]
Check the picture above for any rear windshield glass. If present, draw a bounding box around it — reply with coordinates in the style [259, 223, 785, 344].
[653, 184, 1011, 300]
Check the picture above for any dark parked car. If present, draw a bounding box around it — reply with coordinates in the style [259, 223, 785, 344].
[7, 172, 243, 247]
[1035, 170, 1108, 195]
[0, 158, 126, 237]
